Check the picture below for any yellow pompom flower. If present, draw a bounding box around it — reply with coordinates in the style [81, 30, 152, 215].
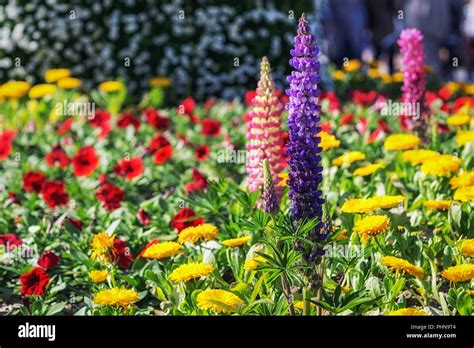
[343, 59, 361, 73]
[332, 70, 345, 80]
[28, 84, 56, 99]
[420, 154, 461, 176]
[450, 171, 474, 189]
[353, 163, 384, 177]
[353, 215, 390, 240]
[57, 77, 82, 89]
[45, 68, 71, 83]
[460, 239, 474, 257]
[370, 195, 405, 209]
[196, 289, 244, 313]
[447, 114, 470, 127]
[149, 76, 172, 88]
[98, 81, 124, 93]
[244, 256, 267, 271]
[380, 256, 424, 279]
[456, 130, 474, 146]
[93, 288, 139, 307]
[341, 198, 378, 213]
[384, 134, 420, 151]
[441, 264, 474, 282]
[454, 186, 474, 202]
[318, 131, 341, 151]
[178, 223, 219, 244]
[168, 262, 214, 283]
[392, 72, 404, 82]
[0, 81, 31, 98]
[380, 73, 393, 84]
[387, 308, 429, 316]
[142, 241, 183, 259]
[90, 232, 115, 261]
[89, 270, 108, 283]
[222, 236, 251, 247]
[332, 151, 365, 167]
[423, 200, 453, 210]
[401, 149, 440, 165]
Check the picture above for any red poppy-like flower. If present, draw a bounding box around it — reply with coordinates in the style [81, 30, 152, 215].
[320, 91, 341, 111]
[153, 145, 173, 164]
[185, 169, 207, 194]
[0, 130, 15, 161]
[57, 118, 73, 136]
[89, 109, 111, 138]
[340, 113, 353, 126]
[170, 208, 205, 232]
[195, 145, 210, 161]
[438, 86, 452, 101]
[367, 127, 386, 143]
[425, 91, 439, 107]
[110, 238, 133, 269]
[23, 171, 46, 193]
[143, 107, 169, 130]
[113, 157, 144, 180]
[96, 182, 124, 211]
[66, 217, 83, 231]
[72, 146, 99, 176]
[149, 134, 170, 152]
[0, 233, 23, 250]
[201, 118, 221, 136]
[117, 112, 140, 130]
[179, 97, 196, 115]
[137, 239, 159, 258]
[20, 267, 50, 296]
[451, 97, 474, 114]
[137, 208, 151, 226]
[320, 121, 332, 133]
[352, 90, 377, 107]
[41, 181, 69, 208]
[356, 117, 368, 133]
[37, 250, 60, 270]
[45, 146, 70, 168]
[245, 90, 257, 106]
[204, 99, 215, 109]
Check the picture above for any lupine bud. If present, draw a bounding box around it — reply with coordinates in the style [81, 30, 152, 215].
[262, 159, 279, 214]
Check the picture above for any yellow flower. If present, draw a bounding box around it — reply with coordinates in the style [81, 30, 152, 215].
[332, 151, 365, 166]
[294, 300, 317, 311]
[28, 84, 56, 99]
[57, 77, 82, 89]
[392, 72, 404, 83]
[401, 149, 440, 165]
[168, 262, 214, 283]
[454, 186, 474, 202]
[384, 134, 420, 150]
[380, 256, 424, 279]
[464, 84, 474, 95]
[354, 163, 384, 177]
[343, 59, 361, 73]
[447, 114, 470, 127]
[244, 256, 267, 271]
[45, 68, 71, 83]
[318, 131, 340, 151]
[380, 73, 393, 84]
[98, 81, 124, 93]
[0, 81, 31, 98]
[445, 81, 461, 93]
[441, 264, 474, 282]
[468, 289, 474, 296]
[278, 172, 289, 187]
[93, 288, 139, 307]
[178, 223, 219, 244]
[149, 76, 172, 88]
[456, 130, 474, 146]
[420, 154, 461, 176]
[90, 232, 115, 261]
[142, 241, 183, 259]
[334, 228, 348, 241]
[423, 199, 453, 210]
[332, 70, 345, 80]
[460, 239, 474, 257]
[89, 270, 108, 283]
[222, 236, 251, 247]
[450, 171, 474, 189]
[196, 289, 244, 313]
[341, 198, 378, 213]
[353, 215, 390, 240]
[387, 308, 429, 316]
[371, 195, 405, 209]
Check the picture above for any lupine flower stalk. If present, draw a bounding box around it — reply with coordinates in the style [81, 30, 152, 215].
[262, 159, 279, 214]
[398, 28, 427, 136]
[246, 56, 285, 192]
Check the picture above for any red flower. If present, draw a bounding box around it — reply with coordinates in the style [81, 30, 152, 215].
[153, 145, 173, 164]
[149, 134, 170, 152]
[0, 233, 23, 250]
[66, 217, 83, 231]
[138, 239, 159, 258]
[96, 182, 124, 211]
[201, 118, 221, 136]
[451, 97, 474, 114]
[185, 169, 208, 194]
[41, 181, 69, 208]
[171, 208, 204, 232]
[20, 267, 50, 296]
[352, 90, 377, 107]
[367, 128, 386, 143]
[244, 90, 257, 106]
[320, 121, 332, 133]
[195, 144, 210, 161]
[72, 146, 99, 176]
[438, 86, 452, 101]
[0, 130, 15, 161]
[113, 157, 144, 180]
[110, 238, 133, 269]
[340, 113, 353, 126]
[144, 107, 169, 130]
[179, 97, 196, 115]
[137, 208, 151, 226]
[89, 109, 112, 138]
[45, 146, 70, 168]
[204, 99, 215, 109]
[117, 112, 140, 130]
[57, 118, 73, 135]
[356, 117, 368, 133]
[23, 171, 46, 193]
[37, 250, 60, 270]
[320, 91, 341, 111]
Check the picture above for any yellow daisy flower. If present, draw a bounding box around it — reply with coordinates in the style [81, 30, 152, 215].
[441, 264, 474, 282]
[178, 223, 219, 244]
[244, 256, 267, 271]
[168, 262, 214, 283]
[222, 236, 251, 247]
[142, 241, 183, 259]
[90, 232, 115, 261]
[353, 163, 384, 177]
[450, 171, 474, 189]
[380, 256, 424, 279]
[447, 114, 470, 127]
[98, 81, 124, 93]
[332, 70, 345, 80]
[341, 198, 378, 213]
[460, 239, 474, 257]
[392, 72, 404, 83]
[89, 270, 108, 283]
[318, 131, 341, 151]
[353, 215, 390, 240]
[401, 149, 440, 165]
[420, 154, 461, 176]
[93, 288, 139, 307]
[387, 308, 429, 316]
[370, 195, 405, 209]
[196, 289, 244, 313]
[456, 130, 474, 146]
[0, 81, 31, 98]
[332, 151, 365, 167]
[384, 134, 420, 151]
[149, 76, 172, 88]
[423, 200, 453, 210]
[453, 186, 474, 202]
[45, 68, 71, 83]
[57, 77, 82, 89]
[28, 84, 56, 99]
[343, 59, 361, 73]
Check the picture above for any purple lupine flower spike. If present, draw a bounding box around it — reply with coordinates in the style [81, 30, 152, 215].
[262, 159, 279, 214]
[285, 13, 325, 224]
